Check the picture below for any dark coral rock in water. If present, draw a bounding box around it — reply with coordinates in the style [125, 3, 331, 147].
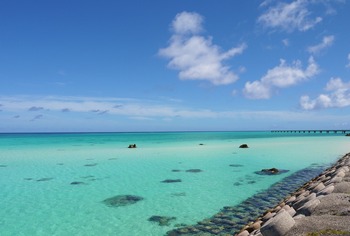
[185, 169, 203, 173]
[171, 169, 182, 172]
[239, 144, 249, 148]
[0, 164, 7, 167]
[102, 195, 144, 207]
[255, 168, 289, 175]
[36, 177, 54, 182]
[70, 181, 85, 185]
[84, 163, 98, 167]
[128, 144, 137, 148]
[161, 179, 182, 183]
[148, 215, 176, 226]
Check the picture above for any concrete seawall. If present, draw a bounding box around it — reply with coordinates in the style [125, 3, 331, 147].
[237, 153, 350, 236]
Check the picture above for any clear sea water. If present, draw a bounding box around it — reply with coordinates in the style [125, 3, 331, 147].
[0, 131, 349, 236]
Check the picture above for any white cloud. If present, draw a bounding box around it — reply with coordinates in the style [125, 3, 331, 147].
[300, 77, 350, 110]
[171, 11, 203, 35]
[307, 35, 334, 54]
[243, 57, 319, 99]
[258, 0, 322, 32]
[282, 39, 289, 46]
[346, 53, 350, 68]
[159, 11, 246, 85]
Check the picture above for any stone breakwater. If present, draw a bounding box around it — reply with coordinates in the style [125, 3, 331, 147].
[237, 152, 350, 236]
[167, 162, 333, 235]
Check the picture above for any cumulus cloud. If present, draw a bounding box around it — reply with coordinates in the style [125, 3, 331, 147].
[258, 0, 322, 32]
[243, 57, 319, 99]
[300, 77, 350, 110]
[159, 11, 246, 85]
[307, 35, 334, 54]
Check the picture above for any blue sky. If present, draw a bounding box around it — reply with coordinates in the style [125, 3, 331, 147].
[1, 0, 350, 132]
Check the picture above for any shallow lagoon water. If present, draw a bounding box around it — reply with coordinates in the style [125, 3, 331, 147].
[0, 132, 349, 236]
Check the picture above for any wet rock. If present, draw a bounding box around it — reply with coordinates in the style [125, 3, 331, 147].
[199, 143, 204, 145]
[102, 195, 144, 207]
[148, 215, 176, 226]
[185, 169, 203, 173]
[239, 144, 249, 148]
[255, 168, 289, 175]
[84, 163, 98, 167]
[171, 169, 181, 172]
[128, 144, 137, 148]
[36, 177, 54, 182]
[161, 179, 182, 183]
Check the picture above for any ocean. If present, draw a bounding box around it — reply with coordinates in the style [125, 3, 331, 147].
[0, 131, 349, 236]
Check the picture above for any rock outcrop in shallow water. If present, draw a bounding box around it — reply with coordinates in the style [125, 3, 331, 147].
[255, 168, 289, 175]
[239, 144, 249, 148]
[102, 195, 144, 207]
[161, 179, 182, 183]
[128, 144, 137, 148]
[186, 169, 203, 173]
[148, 215, 176, 226]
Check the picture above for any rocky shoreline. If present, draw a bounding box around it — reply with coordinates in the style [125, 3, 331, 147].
[237, 152, 350, 236]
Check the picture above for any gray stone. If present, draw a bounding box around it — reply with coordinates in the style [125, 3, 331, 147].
[325, 176, 343, 185]
[311, 182, 325, 193]
[237, 230, 249, 236]
[293, 214, 305, 220]
[282, 205, 296, 217]
[260, 210, 295, 236]
[334, 170, 346, 178]
[333, 182, 350, 194]
[296, 198, 321, 216]
[293, 193, 316, 210]
[317, 185, 334, 196]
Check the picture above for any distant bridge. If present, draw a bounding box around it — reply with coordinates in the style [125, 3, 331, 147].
[271, 130, 350, 134]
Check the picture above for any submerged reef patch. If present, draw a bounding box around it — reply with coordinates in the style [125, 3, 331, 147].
[102, 195, 144, 207]
[148, 215, 176, 226]
[161, 179, 182, 183]
[70, 181, 86, 185]
[84, 163, 98, 167]
[36, 177, 54, 182]
[255, 168, 289, 175]
[186, 169, 203, 173]
[229, 164, 244, 167]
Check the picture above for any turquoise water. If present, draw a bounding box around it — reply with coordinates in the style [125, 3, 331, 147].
[0, 132, 349, 236]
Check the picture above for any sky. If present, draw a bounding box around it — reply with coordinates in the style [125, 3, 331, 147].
[1, 0, 350, 132]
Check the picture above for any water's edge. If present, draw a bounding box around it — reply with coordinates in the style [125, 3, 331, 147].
[166, 163, 331, 236]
